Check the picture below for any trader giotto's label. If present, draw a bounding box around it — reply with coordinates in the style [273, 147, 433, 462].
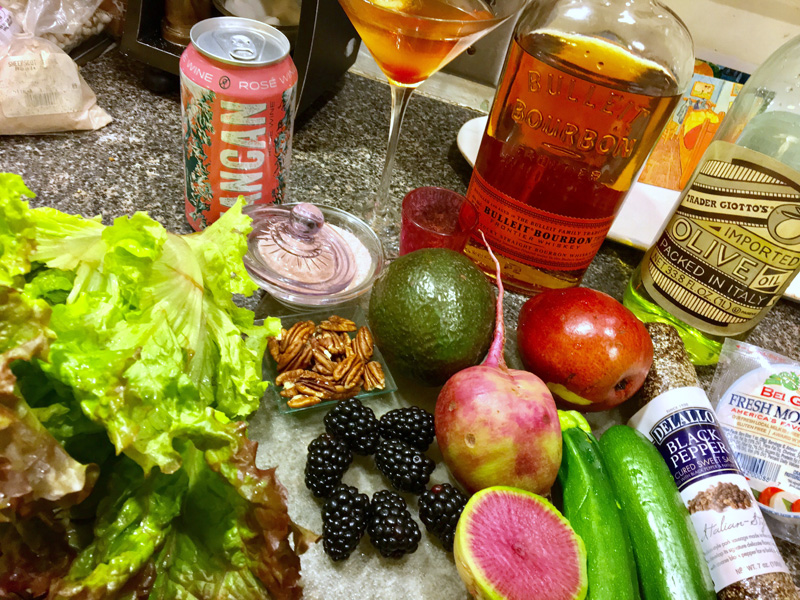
[642, 141, 800, 336]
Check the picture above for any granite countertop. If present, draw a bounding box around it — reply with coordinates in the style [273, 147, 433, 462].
[1, 48, 799, 597]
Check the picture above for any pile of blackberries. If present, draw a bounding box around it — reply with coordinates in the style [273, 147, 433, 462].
[304, 399, 468, 561]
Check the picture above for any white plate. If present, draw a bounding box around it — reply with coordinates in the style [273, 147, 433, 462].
[457, 116, 800, 302]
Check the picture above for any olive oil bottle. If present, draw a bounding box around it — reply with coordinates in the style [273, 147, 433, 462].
[625, 35, 800, 364]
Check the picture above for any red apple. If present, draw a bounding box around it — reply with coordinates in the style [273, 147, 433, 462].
[517, 287, 653, 412]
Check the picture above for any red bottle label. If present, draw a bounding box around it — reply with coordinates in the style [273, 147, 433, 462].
[467, 169, 615, 271]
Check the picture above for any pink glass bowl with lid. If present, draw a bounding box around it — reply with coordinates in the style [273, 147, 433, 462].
[243, 202, 385, 308]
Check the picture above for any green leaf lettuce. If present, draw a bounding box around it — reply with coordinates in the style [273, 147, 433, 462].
[0, 174, 302, 600]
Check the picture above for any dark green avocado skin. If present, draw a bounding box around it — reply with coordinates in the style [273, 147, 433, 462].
[368, 248, 496, 387]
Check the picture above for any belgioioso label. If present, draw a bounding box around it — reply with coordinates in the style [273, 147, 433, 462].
[630, 387, 789, 592]
[641, 141, 800, 336]
[716, 365, 800, 523]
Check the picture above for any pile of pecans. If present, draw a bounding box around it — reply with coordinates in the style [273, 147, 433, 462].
[268, 315, 386, 409]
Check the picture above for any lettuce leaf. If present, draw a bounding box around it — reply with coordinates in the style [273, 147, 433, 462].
[0, 176, 302, 599]
[29, 203, 277, 423]
[204, 426, 307, 600]
[24, 267, 77, 306]
[13, 359, 108, 466]
[0, 335, 98, 516]
[0, 286, 52, 355]
[0, 289, 93, 517]
[149, 442, 302, 600]
[0, 518, 80, 599]
[0, 292, 98, 598]
[0, 173, 36, 289]
[55, 437, 305, 600]
[52, 456, 186, 600]
[16, 199, 279, 474]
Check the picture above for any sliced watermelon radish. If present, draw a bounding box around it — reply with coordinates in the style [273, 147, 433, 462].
[454, 486, 587, 600]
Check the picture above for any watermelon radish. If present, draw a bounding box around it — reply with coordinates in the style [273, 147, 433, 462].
[454, 486, 587, 600]
[435, 234, 561, 495]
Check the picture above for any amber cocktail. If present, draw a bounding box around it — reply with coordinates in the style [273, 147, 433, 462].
[337, 0, 526, 236]
[340, 0, 494, 86]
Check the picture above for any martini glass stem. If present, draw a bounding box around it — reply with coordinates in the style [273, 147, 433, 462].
[370, 83, 416, 226]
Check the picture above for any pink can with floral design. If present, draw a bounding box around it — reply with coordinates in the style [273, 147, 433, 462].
[180, 17, 297, 230]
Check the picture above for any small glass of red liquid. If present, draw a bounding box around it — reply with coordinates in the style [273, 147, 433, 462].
[399, 187, 478, 256]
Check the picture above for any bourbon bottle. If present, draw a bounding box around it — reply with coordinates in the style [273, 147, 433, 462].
[464, 0, 694, 294]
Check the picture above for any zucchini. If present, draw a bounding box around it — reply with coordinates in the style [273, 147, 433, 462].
[598, 425, 715, 600]
[556, 411, 640, 600]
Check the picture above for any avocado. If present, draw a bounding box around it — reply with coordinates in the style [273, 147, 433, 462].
[367, 248, 495, 386]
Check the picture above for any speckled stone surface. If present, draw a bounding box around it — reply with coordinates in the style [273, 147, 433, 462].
[2, 48, 800, 594]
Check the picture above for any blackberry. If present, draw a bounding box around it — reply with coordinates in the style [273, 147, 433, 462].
[418, 483, 469, 552]
[322, 485, 370, 561]
[304, 433, 352, 498]
[367, 490, 421, 558]
[324, 398, 380, 455]
[379, 406, 435, 451]
[375, 439, 435, 494]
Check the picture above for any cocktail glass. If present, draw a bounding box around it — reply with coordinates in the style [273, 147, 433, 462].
[337, 0, 526, 231]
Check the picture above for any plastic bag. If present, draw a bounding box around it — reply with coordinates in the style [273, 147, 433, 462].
[3, 0, 111, 51]
[0, 5, 21, 50]
[0, 28, 111, 134]
[20, 0, 102, 37]
[709, 339, 800, 544]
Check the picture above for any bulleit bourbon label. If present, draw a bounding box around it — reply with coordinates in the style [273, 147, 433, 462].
[642, 141, 800, 336]
[468, 169, 615, 271]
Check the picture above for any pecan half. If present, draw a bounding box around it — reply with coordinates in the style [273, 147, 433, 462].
[287, 395, 321, 409]
[275, 369, 306, 385]
[354, 326, 374, 361]
[332, 386, 362, 400]
[311, 343, 336, 376]
[364, 361, 386, 391]
[282, 342, 313, 372]
[296, 379, 338, 398]
[333, 354, 358, 381]
[283, 320, 315, 351]
[268, 337, 281, 362]
[339, 357, 364, 390]
[319, 315, 357, 332]
[277, 322, 314, 371]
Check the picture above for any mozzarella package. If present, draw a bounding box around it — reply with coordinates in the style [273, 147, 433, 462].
[710, 339, 800, 544]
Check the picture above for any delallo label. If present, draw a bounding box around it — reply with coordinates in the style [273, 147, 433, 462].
[641, 141, 800, 335]
[630, 387, 790, 592]
[647, 404, 739, 489]
[179, 44, 297, 230]
[716, 365, 800, 524]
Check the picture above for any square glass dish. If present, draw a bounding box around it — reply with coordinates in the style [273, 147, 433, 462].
[262, 305, 397, 414]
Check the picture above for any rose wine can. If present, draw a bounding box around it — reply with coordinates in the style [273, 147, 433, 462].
[179, 17, 297, 230]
